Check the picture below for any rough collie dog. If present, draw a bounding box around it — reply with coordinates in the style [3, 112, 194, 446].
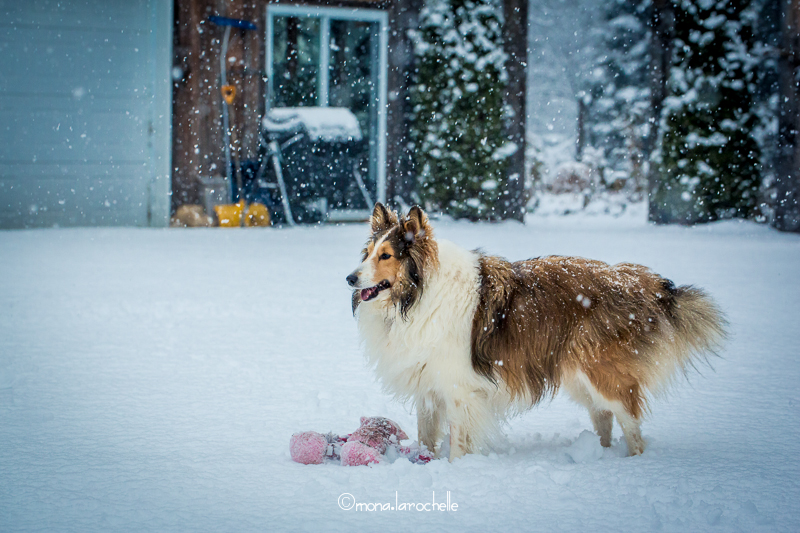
[347, 203, 726, 461]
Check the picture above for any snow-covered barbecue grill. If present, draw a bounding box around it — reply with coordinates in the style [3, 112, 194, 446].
[258, 107, 372, 225]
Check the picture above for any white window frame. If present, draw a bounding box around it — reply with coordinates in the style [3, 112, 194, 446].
[265, 5, 389, 205]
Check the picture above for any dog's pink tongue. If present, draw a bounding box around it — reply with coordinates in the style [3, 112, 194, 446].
[361, 288, 373, 300]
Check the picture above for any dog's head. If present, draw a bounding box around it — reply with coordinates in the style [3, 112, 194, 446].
[347, 203, 437, 318]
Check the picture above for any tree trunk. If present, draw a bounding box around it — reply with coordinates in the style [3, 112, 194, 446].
[576, 98, 586, 161]
[774, 0, 800, 232]
[646, 0, 675, 224]
[501, 0, 528, 222]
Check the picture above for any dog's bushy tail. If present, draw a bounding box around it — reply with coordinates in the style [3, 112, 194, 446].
[672, 285, 727, 355]
[646, 284, 727, 393]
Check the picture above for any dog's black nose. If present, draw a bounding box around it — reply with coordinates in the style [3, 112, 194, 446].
[346, 274, 358, 287]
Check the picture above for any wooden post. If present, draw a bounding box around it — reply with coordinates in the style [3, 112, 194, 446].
[774, 0, 800, 232]
[501, 0, 528, 222]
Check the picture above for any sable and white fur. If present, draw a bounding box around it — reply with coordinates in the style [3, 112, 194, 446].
[347, 204, 726, 461]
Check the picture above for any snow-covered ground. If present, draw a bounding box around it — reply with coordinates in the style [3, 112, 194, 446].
[1, 208, 799, 532]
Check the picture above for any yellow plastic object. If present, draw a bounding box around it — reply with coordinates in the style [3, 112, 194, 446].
[213, 201, 271, 227]
[214, 200, 244, 227]
[245, 202, 271, 227]
[221, 85, 236, 104]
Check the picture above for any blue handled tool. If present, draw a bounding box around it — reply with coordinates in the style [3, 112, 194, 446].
[208, 16, 258, 205]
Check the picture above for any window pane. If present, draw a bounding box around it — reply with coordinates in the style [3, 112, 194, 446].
[329, 20, 376, 140]
[328, 19, 378, 209]
[272, 16, 319, 107]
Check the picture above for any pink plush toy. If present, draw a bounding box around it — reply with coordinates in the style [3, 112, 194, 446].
[289, 431, 335, 465]
[290, 416, 432, 466]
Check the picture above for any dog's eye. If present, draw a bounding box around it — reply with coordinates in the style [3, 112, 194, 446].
[379, 253, 392, 260]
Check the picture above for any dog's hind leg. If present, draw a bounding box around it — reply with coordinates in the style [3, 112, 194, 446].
[563, 370, 613, 446]
[609, 405, 646, 456]
[590, 409, 613, 448]
[564, 369, 645, 455]
[604, 381, 647, 456]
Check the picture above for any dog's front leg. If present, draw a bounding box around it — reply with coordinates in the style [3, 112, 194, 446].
[447, 395, 492, 462]
[448, 422, 470, 461]
[417, 395, 444, 458]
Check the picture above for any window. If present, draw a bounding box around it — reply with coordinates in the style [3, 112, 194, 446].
[266, 6, 388, 214]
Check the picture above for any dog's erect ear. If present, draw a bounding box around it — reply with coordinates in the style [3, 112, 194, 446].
[370, 202, 397, 234]
[403, 206, 431, 244]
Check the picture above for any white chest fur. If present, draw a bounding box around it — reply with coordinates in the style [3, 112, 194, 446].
[355, 240, 486, 407]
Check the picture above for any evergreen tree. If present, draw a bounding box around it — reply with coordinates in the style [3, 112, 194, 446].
[410, 0, 511, 220]
[583, 0, 651, 190]
[654, 0, 762, 222]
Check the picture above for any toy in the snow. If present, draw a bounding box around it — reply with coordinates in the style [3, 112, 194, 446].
[290, 416, 433, 466]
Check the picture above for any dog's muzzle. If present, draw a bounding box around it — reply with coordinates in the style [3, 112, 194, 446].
[360, 280, 391, 301]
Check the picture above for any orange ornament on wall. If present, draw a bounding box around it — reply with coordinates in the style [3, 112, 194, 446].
[221, 85, 236, 104]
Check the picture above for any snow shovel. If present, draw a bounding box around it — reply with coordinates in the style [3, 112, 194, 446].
[207, 16, 258, 204]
